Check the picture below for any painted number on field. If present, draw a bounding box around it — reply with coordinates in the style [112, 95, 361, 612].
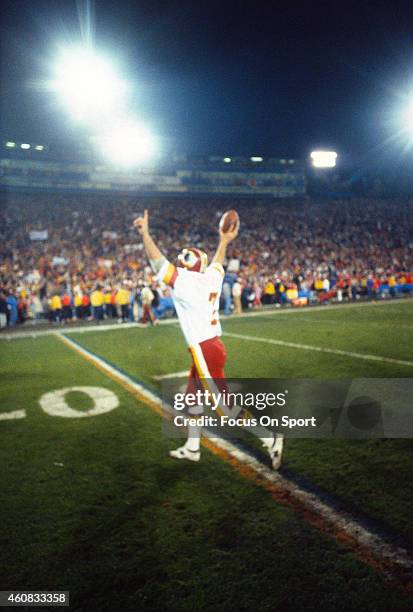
[0, 409, 27, 421]
[39, 386, 119, 418]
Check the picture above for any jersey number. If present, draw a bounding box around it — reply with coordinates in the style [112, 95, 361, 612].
[209, 292, 218, 325]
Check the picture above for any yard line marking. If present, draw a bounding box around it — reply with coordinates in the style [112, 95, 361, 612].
[153, 370, 189, 380]
[223, 332, 413, 368]
[1, 297, 412, 341]
[55, 331, 413, 595]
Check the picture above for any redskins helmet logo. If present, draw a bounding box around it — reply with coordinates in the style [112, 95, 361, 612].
[177, 247, 208, 273]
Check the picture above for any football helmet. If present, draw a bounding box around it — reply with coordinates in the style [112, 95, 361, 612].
[177, 247, 208, 273]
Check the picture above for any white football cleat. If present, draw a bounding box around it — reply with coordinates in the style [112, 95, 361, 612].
[267, 435, 284, 470]
[169, 446, 201, 462]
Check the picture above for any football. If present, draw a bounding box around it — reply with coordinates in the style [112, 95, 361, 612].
[219, 209, 239, 233]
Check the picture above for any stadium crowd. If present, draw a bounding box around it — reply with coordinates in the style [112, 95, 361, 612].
[0, 192, 412, 327]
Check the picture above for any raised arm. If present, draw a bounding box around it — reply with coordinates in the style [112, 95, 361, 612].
[133, 210, 166, 271]
[212, 221, 239, 265]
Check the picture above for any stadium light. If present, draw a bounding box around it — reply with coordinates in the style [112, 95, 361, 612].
[310, 150, 337, 168]
[223, 157, 231, 163]
[5, 141, 16, 148]
[20, 143, 31, 150]
[399, 96, 413, 139]
[99, 121, 157, 166]
[251, 156, 263, 162]
[51, 47, 126, 121]
[34, 145, 44, 151]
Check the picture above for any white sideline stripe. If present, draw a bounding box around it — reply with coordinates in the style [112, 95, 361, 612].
[1, 297, 412, 341]
[214, 438, 413, 571]
[57, 331, 413, 573]
[223, 332, 413, 368]
[153, 370, 189, 380]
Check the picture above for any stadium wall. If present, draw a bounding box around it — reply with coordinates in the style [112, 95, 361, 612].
[0, 157, 306, 198]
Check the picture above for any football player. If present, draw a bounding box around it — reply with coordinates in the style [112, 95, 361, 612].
[134, 210, 283, 469]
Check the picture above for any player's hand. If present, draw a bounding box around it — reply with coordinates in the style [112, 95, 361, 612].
[133, 210, 149, 236]
[220, 219, 239, 244]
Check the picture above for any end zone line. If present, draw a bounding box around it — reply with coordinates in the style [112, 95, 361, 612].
[55, 331, 413, 594]
[223, 332, 413, 368]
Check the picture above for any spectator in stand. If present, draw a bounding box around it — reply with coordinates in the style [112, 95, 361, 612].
[286, 282, 298, 302]
[140, 284, 158, 325]
[6, 291, 18, 326]
[0, 193, 411, 327]
[82, 292, 91, 320]
[129, 285, 136, 322]
[132, 285, 141, 321]
[74, 291, 83, 320]
[61, 290, 72, 322]
[262, 279, 276, 305]
[360, 276, 368, 296]
[0, 290, 8, 329]
[350, 276, 358, 300]
[252, 282, 262, 308]
[17, 294, 27, 324]
[50, 292, 62, 323]
[103, 288, 112, 319]
[90, 285, 104, 320]
[29, 292, 44, 320]
[274, 278, 285, 305]
[116, 283, 131, 322]
[232, 278, 243, 315]
[110, 288, 118, 319]
[222, 273, 233, 315]
[314, 277, 324, 295]
[336, 277, 345, 302]
[366, 275, 374, 299]
[388, 274, 397, 297]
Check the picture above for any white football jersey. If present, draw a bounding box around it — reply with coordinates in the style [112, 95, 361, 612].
[157, 259, 224, 346]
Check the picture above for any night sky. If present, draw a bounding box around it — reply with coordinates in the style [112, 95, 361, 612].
[2, 0, 413, 159]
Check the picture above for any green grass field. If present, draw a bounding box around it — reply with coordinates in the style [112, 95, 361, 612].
[1, 300, 413, 611]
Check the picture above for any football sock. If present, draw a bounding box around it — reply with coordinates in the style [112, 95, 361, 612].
[185, 406, 202, 452]
[185, 425, 201, 452]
